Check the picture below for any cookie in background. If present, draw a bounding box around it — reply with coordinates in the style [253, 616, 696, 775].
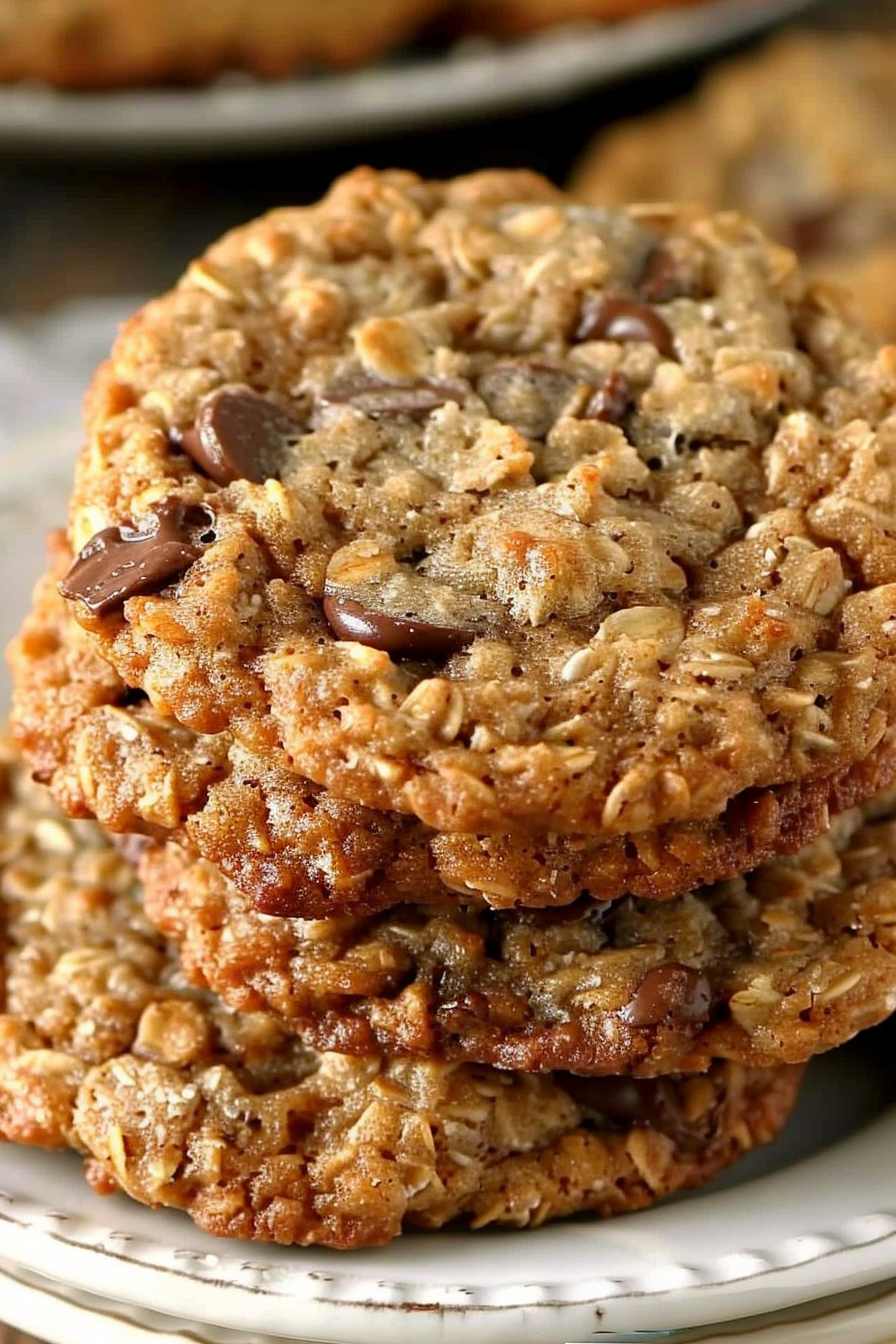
[0, 0, 448, 87]
[571, 30, 896, 342]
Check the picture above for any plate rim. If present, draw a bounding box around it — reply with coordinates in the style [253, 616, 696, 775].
[5, 1258, 896, 1344]
[4, 1110, 896, 1341]
[0, 0, 817, 154]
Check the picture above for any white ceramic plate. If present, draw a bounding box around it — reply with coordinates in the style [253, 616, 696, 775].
[5, 1259, 896, 1344]
[0, 0, 816, 154]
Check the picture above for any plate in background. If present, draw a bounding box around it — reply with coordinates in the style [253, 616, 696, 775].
[0, 0, 816, 155]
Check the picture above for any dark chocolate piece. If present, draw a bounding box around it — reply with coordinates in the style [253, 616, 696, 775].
[638, 245, 689, 304]
[620, 963, 712, 1028]
[577, 295, 675, 356]
[181, 386, 302, 486]
[322, 595, 474, 659]
[584, 370, 632, 424]
[320, 376, 469, 420]
[558, 1073, 713, 1151]
[60, 498, 215, 616]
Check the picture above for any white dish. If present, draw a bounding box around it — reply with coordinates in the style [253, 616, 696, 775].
[0, 0, 816, 154]
[6, 1260, 896, 1344]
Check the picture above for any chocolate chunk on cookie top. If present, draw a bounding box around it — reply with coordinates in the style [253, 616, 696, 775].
[60, 499, 216, 615]
[62, 168, 896, 835]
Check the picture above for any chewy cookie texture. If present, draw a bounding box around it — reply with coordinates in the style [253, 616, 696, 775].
[15, 546, 896, 918]
[8, 164, 896, 1249]
[54, 168, 896, 862]
[140, 793, 896, 1076]
[572, 30, 896, 342]
[0, 744, 801, 1247]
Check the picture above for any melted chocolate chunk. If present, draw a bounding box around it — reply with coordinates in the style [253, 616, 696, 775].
[638, 245, 687, 304]
[584, 370, 632, 425]
[179, 386, 303, 486]
[323, 595, 474, 659]
[558, 1074, 713, 1151]
[60, 498, 215, 616]
[577, 295, 675, 356]
[320, 375, 470, 420]
[620, 963, 712, 1029]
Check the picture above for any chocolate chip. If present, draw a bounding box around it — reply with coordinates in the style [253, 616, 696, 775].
[583, 370, 631, 425]
[476, 360, 581, 439]
[179, 386, 302, 486]
[60, 498, 215, 616]
[638, 246, 686, 303]
[619, 963, 712, 1028]
[577, 296, 675, 357]
[320, 375, 470, 420]
[558, 1074, 713, 1151]
[322, 595, 474, 660]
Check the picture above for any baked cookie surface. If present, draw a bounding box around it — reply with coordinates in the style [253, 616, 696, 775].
[0, 0, 443, 87]
[14, 541, 896, 916]
[57, 169, 896, 843]
[0, 742, 801, 1246]
[571, 31, 896, 341]
[140, 792, 896, 1075]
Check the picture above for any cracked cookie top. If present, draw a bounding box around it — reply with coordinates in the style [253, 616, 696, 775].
[61, 167, 896, 835]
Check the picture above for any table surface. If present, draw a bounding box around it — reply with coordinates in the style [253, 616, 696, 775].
[1, 0, 894, 1341]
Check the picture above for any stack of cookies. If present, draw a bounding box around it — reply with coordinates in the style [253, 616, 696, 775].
[6, 167, 896, 1249]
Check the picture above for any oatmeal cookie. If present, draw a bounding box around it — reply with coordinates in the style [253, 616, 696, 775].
[0, 744, 801, 1247]
[56, 170, 896, 841]
[140, 794, 896, 1075]
[14, 542, 896, 916]
[0, 0, 441, 88]
[571, 31, 896, 341]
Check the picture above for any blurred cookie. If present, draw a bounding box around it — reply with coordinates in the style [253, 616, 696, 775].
[449, 0, 704, 36]
[140, 794, 896, 1075]
[14, 542, 895, 916]
[0, 0, 442, 87]
[571, 31, 896, 340]
[0, 742, 801, 1246]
